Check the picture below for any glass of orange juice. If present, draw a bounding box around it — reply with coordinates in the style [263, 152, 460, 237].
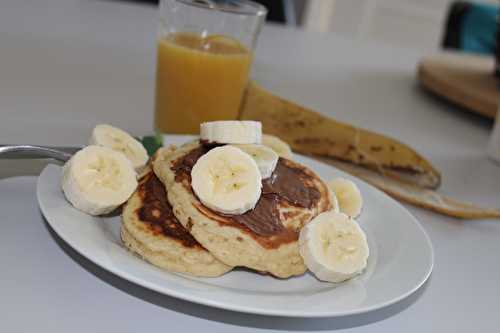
[155, 0, 267, 134]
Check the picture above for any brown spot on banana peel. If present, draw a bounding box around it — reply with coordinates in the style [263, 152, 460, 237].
[239, 81, 441, 189]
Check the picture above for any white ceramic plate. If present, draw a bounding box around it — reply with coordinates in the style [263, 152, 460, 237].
[37, 136, 433, 318]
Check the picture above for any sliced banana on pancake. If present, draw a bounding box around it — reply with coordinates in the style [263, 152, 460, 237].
[90, 124, 148, 171]
[299, 211, 369, 283]
[62, 145, 138, 215]
[328, 177, 363, 218]
[262, 134, 293, 160]
[200, 120, 262, 144]
[191, 145, 262, 215]
[232, 144, 278, 179]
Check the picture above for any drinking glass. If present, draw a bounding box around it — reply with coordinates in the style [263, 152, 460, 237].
[154, 0, 267, 134]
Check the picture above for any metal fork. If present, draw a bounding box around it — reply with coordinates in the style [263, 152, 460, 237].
[0, 145, 80, 163]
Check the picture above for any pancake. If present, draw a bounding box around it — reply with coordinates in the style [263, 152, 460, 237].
[153, 141, 335, 278]
[121, 169, 232, 277]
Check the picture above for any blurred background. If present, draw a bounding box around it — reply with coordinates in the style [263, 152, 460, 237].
[131, 0, 499, 51]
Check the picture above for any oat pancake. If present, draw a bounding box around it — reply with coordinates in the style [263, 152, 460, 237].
[153, 141, 335, 278]
[121, 170, 232, 277]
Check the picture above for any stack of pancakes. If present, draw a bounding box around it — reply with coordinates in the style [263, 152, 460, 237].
[121, 140, 334, 278]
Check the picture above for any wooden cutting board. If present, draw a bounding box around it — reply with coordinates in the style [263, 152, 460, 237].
[418, 52, 498, 119]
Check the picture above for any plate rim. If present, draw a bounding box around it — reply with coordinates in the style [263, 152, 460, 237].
[36, 147, 434, 318]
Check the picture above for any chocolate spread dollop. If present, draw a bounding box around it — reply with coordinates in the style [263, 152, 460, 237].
[137, 173, 200, 248]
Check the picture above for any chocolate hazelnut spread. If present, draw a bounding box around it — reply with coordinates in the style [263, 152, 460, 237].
[262, 161, 320, 209]
[171, 145, 209, 183]
[137, 173, 200, 248]
[231, 193, 283, 236]
[171, 142, 322, 243]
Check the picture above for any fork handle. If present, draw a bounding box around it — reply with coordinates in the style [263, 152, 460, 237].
[0, 145, 74, 162]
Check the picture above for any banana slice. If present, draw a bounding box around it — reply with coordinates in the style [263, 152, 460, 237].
[191, 145, 262, 215]
[90, 124, 148, 171]
[299, 211, 369, 283]
[262, 134, 293, 160]
[232, 144, 278, 179]
[328, 177, 363, 218]
[327, 188, 341, 214]
[200, 121, 262, 144]
[62, 145, 138, 215]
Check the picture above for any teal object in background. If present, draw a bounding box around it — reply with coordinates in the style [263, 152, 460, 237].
[461, 3, 497, 54]
[443, 1, 498, 55]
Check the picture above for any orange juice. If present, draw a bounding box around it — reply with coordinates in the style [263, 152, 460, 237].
[154, 32, 252, 134]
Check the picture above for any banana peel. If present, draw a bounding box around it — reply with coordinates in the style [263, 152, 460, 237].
[239, 81, 441, 189]
[321, 157, 500, 219]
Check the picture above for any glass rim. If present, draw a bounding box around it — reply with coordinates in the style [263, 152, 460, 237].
[175, 0, 267, 17]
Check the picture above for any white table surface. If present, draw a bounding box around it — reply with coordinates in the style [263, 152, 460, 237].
[1, 0, 499, 332]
